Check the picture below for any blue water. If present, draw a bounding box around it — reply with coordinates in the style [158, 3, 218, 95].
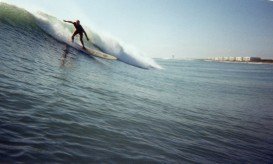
[1, 3, 273, 163]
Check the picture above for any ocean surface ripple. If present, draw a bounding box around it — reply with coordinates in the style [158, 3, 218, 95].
[1, 3, 273, 163]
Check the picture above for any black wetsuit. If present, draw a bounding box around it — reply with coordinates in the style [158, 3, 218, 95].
[71, 21, 87, 48]
[73, 22, 84, 34]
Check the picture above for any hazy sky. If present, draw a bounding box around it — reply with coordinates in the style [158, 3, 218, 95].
[2, 0, 273, 59]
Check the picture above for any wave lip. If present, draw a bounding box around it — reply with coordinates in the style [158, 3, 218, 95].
[33, 11, 161, 69]
[1, 2, 162, 69]
[89, 33, 162, 69]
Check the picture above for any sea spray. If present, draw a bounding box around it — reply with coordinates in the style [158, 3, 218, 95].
[34, 11, 162, 69]
[1, 2, 162, 69]
[87, 30, 162, 69]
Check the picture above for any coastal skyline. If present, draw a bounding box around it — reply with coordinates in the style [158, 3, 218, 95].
[2, 0, 273, 59]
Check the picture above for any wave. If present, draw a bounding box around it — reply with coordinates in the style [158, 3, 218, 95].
[0, 3, 161, 69]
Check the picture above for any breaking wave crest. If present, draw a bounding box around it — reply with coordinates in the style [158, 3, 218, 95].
[1, 3, 161, 69]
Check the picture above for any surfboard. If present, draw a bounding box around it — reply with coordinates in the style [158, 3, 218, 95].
[67, 41, 117, 60]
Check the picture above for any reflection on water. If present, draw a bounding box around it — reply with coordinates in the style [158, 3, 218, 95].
[1, 21, 273, 163]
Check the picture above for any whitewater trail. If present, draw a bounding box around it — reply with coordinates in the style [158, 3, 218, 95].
[33, 12, 162, 69]
[0, 2, 161, 69]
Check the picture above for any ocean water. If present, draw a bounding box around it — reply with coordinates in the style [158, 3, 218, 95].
[1, 3, 273, 163]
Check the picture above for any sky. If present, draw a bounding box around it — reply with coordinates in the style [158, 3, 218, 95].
[2, 0, 273, 59]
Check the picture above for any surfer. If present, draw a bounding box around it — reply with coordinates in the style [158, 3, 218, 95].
[63, 20, 89, 49]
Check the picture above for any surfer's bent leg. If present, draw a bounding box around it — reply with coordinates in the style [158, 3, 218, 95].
[71, 31, 79, 42]
[79, 33, 85, 49]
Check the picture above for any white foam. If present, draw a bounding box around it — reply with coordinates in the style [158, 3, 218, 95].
[34, 12, 162, 69]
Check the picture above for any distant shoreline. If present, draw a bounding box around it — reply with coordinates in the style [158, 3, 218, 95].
[204, 60, 273, 64]
[205, 57, 273, 64]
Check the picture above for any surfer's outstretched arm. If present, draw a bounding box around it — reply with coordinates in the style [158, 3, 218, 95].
[63, 20, 74, 24]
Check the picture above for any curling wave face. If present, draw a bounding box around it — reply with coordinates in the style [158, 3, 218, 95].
[0, 3, 161, 69]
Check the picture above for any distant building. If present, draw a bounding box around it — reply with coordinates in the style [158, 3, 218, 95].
[235, 57, 243, 61]
[224, 57, 229, 61]
[229, 57, 235, 61]
[207, 56, 272, 63]
[243, 57, 261, 62]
